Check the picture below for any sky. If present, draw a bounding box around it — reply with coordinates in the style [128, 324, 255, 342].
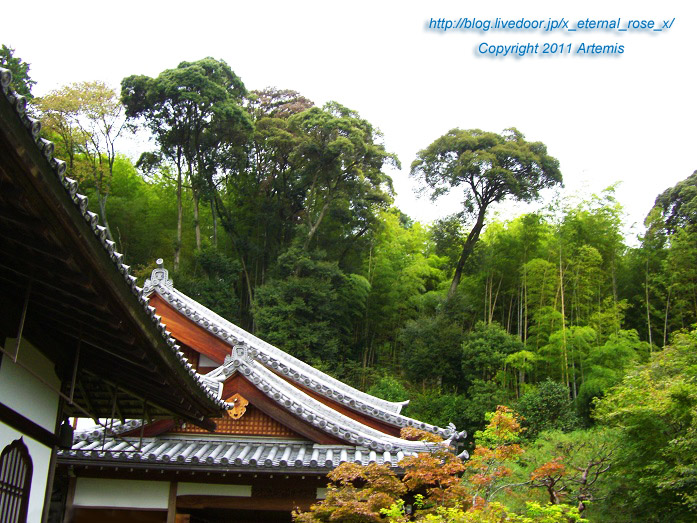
[4, 0, 695, 238]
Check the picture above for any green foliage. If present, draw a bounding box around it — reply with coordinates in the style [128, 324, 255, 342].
[411, 127, 562, 295]
[361, 211, 449, 371]
[462, 322, 523, 387]
[540, 326, 596, 390]
[411, 128, 562, 207]
[404, 390, 468, 430]
[512, 429, 618, 517]
[367, 376, 409, 403]
[414, 502, 587, 523]
[595, 329, 697, 521]
[253, 248, 357, 363]
[35, 81, 128, 241]
[399, 315, 463, 387]
[175, 248, 241, 323]
[122, 57, 253, 280]
[0, 44, 35, 98]
[578, 329, 650, 417]
[651, 170, 697, 235]
[462, 380, 510, 433]
[288, 101, 397, 250]
[430, 215, 465, 271]
[516, 380, 580, 438]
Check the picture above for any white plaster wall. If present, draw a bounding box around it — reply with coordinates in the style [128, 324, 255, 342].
[198, 354, 219, 368]
[0, 422, 53, 523]
[0, 338, 61, 522]
[73, 478, 170, 509]
[0, 338, 61, 431]
[177, 482, 252, 497]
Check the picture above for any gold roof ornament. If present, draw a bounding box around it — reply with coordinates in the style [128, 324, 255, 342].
[226, 393, 249, 420]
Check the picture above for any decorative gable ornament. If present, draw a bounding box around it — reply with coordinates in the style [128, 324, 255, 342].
[143, 258, 174, 294]
[226, 393, 249, 419]
[224, 343, 257, 372]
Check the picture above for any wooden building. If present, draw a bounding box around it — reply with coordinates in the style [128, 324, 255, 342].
[58, 263, 467, 522]
[0, 68, 226, 522]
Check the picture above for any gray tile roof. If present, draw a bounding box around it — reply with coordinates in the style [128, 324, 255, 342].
[59, 437, 419, 472]
[146, 265, 409, 415]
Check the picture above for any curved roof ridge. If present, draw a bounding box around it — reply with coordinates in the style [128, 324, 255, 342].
[146, 270, 409, 415]
[219, 356, 438, 453]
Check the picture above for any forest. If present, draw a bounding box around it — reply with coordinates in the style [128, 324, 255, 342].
[3, 47, 696, 522]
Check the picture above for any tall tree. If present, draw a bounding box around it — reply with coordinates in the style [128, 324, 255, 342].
[650, 170, 697, 235]
[122, 58, 253, 269]
[212, 87, 313, 311]
[411, 128, 562, 297]
[35, 81, 127, 240]
[642, 172, 697, 338]
[288, 102, 398, 250]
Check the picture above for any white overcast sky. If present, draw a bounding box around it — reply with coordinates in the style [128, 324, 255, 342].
[4, 0, 695, 238]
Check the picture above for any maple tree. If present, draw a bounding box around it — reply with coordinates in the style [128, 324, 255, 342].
[462, 406, 526, 506]
[294, 462, 406, 523]
[523, 429, 615, 514]
[529, 458, 567, 505]
[295, 428, 468, 523]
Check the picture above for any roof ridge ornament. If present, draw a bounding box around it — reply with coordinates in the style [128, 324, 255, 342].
[144, 258, 174, 295]
[222, 343, 260, 379]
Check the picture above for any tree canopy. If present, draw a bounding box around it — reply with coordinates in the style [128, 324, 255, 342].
[411, 128, 562, 297]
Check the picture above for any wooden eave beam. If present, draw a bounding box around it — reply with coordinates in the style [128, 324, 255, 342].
[0, 224, 72, 262]
[0, 200, 45, 229]
[18, 292, 124, 338]
[0, 245, 92, 288]
[35, 318, 145, 367]
[0, 264, 110, 313]
[77, 367, 217, 432]
[148, 293, 230, 364]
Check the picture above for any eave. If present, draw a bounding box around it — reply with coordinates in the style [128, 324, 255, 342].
[0, 69, 225, 428]
[59, 436, 415, 473]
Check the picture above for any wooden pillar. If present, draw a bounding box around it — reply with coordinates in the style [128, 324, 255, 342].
[40, 446, 58, 523]
[167, 481, 178, 523]
[63, 476, 76, 523]
[43, 396, 66, 523]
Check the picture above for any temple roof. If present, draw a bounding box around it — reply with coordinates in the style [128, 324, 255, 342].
[147, 265, 408, 414]
[60, 435, 417, 472]
[145, 265, 462, 449]
[0, 68, 225, 427]
[58, 265, 468, 464]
